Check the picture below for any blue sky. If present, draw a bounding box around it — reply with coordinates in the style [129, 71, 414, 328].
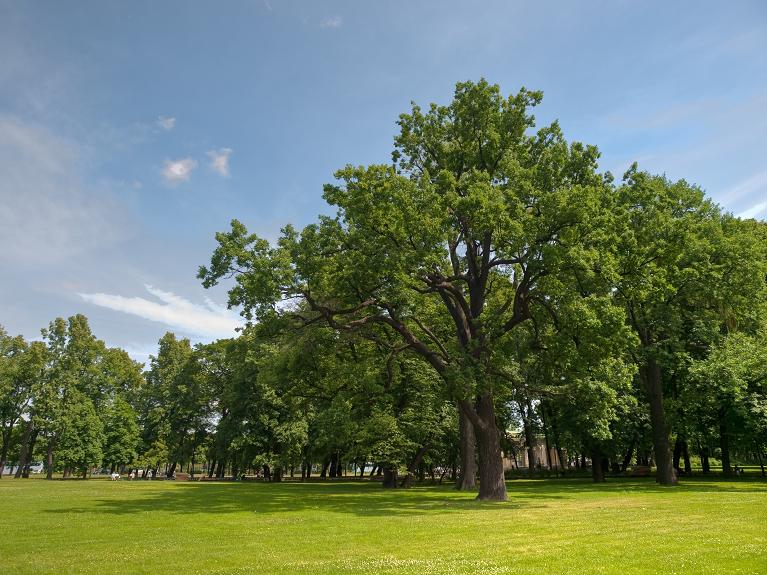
[1, 0, 766, 362]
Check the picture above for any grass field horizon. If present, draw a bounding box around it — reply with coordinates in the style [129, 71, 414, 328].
[1, 476, 765, 574]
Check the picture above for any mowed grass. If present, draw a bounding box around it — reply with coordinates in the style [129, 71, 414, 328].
[0, 477, 765, 574]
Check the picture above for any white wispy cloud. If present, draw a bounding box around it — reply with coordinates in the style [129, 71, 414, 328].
[320, 15, 342, 28]
[79, 285, 242, 340]
[162, 157, 197, 183]
[719, 170, 767, 204]
[156, 116, 176, 131]
[737, 201, 767, 220]
[207, 147, 233, 177]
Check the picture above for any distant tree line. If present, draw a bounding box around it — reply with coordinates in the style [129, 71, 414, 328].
[1, 81, 766, 501]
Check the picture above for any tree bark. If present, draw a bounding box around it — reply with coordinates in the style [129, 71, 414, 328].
[682, 441, 691, 475]
[401, 443, 430, 488]
[0, 432, 10, 479]
[591, 448, 606, 482]
[540, 405, 553, 470]
[719, 418, 731, 476]
[698, 443, 710, 473]
[45, 441, 55, 480]
[473, 394, 507, 501]
[641, 357, 677, 485]
[621, 440, 635, 472]
[455, 408, 477, 490]
[673, 436, 683, 472]
[14, 421, 34, 479]
[382, 465, 398, 488]
[520, 399, 537, 476]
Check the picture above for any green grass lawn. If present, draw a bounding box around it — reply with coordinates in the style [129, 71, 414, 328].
[1, 476, 765, 574]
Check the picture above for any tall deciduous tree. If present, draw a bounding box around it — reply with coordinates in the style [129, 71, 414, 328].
[615, 170, 767, 484]
[102, 396, 140, 472]
[200, 80, 619, 500]
[0, 327, 34, 477]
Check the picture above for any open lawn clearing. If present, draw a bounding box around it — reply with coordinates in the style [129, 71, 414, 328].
[0, 477, 765, 574]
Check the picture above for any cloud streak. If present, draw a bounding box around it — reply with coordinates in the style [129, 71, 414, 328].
[737, 201, 767, 220]
[79, 285, 242, 340]
[162, 157, 197, 183]
[320, 15, 342, 28]
[720, 169, 767, 204]
[208, 147, 233, 177]
[156, 116, 176, 131]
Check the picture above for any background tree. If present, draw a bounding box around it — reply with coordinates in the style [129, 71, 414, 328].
[102, 396, 140, 473]
[0, 328, 33, 477]
[56, 389, 105, 478]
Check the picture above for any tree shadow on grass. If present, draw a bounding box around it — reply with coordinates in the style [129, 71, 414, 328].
[507, 475, 767, 495]
[43, 480, 559, 518]
[43, 476, 767, 518]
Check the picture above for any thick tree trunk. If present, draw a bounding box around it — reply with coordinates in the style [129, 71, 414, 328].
[455, 408, 477, 490]
[382, 466, 398, 488]
[272, 467, 282, 482]
[14, 421, 34, 479]
[473, 395, 507, 501]
[45, 441, 55, 480]
[673, 436, 683, 472]
[682, 441, 691, 475]
[621, 440, 635, 472]
[0, 431, 10, 478]
[520, 400, 537, 475]
[698, 443, 710, 473]
[591, 448, 605, 482]
[719, 419, 731, 476]
[167, 462, 177, 478]
[550, 411, 565, 475]
[540, 406, 553, 470]
[401, 443, 430, 488]
[641, 358, 677, 485]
